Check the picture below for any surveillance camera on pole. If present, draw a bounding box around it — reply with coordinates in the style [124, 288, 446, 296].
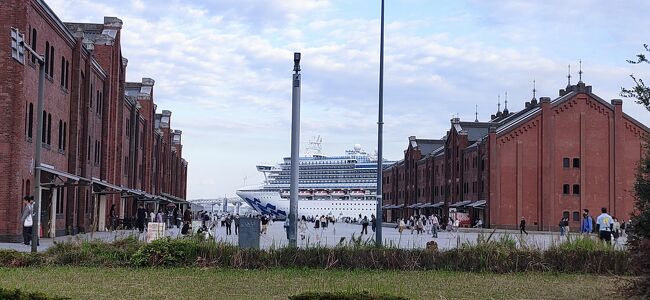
[289, 52, 301, 248]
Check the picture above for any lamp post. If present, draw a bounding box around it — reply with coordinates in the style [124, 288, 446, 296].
[375, 0, 385, 247]
[20, 35, 45, 253]
[289, 52, 301, 248]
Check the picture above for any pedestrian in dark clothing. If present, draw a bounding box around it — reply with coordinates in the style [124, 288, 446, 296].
[371, 214, 376, 232]
[173, 208, 179, 228]
[520, 217, 528, 235]
[21, 197, 34, 245]
[361, 216, 369, 235]
[225, 215, 233, 235]
[136, 204, 146, 233]
[109, 204, 118, 232]
[234, 214, 240, 235]
[314, 217, 320, 229]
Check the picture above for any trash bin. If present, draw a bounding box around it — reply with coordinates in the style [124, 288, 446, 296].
[238, 217, 260, 249]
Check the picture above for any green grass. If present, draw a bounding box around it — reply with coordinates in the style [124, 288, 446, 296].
[0, 267, 626, 300]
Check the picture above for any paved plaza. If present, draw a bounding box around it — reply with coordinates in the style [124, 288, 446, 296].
[0, 221, 627, 252]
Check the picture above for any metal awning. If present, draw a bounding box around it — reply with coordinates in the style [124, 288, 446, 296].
[382, 204, 393, 209]
[37, 164, 81, 182]
[449, 200, 472, 208]
[393, 204, 404, 209]
[91, 177, 123, 191]
[467, 200, 487, 208]
[431, 202, 444, 208]
[161, 192, 187, 203]
[406, 203, 424, 208]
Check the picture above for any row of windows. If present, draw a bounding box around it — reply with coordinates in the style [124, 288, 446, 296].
[563, 158, 580, 168]
[563, 211, 581, 221]
[562, 184, 580, 195]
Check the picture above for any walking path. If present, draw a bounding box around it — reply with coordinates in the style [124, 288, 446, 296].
[0, 222, 627, 252]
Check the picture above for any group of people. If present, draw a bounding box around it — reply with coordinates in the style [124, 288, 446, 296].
[581, 208, 630, 244]
[395, 214, 456, 238]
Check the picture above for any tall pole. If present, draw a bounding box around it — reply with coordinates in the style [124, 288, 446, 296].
[375, 0, 385, 247]
[289, 52, 301, 248]
[27, 44, 46, 253]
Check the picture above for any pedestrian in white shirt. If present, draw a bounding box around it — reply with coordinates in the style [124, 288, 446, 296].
[596, 207, 613, 244]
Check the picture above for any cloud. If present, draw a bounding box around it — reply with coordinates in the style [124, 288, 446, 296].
[47, 0, 650, 199]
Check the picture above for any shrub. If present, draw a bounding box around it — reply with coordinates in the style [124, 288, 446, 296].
[0, 287, 69, 300]
[288, 291, 407, 300]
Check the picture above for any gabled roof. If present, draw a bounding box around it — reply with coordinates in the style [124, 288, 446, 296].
[410, 138, 445, 156]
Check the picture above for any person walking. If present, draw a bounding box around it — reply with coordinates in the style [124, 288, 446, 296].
[21, 197, 34, 245]
[182, 207, 192, 235]
[520, 217, 528, 235]
[109, 204, 118, 232]
[415, 217, 424, 234]
[314, 216, 320, 229]
[225, 215, 233, 235]
[156, 209, 164, 223]
[563, 217, 570, 235]
[136, 204, 146, 233]
[260, 215, 270, 234]
[612, 217, 621, 244]
[581, 209, 593, 234]
[234, 214, 240, 235]
[299, 216, 308, 240]
[370, 214, 376, 232]
[431, 214, 439, 238]
[559, 217, 565, 236]
[361, 216, 369, 235]
[398, 218, 405, 234]
[596, 207, 613, 244]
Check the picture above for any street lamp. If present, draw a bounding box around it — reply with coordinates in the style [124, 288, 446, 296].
[289, 52, 301, 248]
[375, 0, 385, 247]
[17, 31, 46, 253]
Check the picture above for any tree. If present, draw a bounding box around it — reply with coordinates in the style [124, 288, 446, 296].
[624, 44, 650, 298]
[621, 44, 650, 110]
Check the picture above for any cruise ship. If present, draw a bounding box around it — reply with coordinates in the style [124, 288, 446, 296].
[236, 138, 393, 219]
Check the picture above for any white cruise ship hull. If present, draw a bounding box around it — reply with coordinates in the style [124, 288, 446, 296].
[236, 187, 378, 220]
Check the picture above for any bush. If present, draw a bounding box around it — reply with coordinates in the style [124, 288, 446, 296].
[289, 291, 407, 300]
[0, 287, 69, 300]
[44, 235, 142, 267]
[0, 234, 634, 274]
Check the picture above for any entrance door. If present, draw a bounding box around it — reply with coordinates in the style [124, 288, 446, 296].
[98, 195, 107, 231]
[40, 189, 52, 238]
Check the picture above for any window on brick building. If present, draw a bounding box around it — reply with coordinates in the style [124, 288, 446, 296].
[573, 158, 580, 168]
[563, 184, 570, 194]
[26, 103, 33, 138]
[58, 120, 63, 149]
[573, 184, 580, 195]
[63, 122, 66, 150]
[47, 113, 52, 145]
[563, 158, 570, 168]
[49, 45, 54, 78]
[96, 91, 100, 110]
[41, 111, 47, 143]
[98, 92, 102, 115]
[572, 211, 580, 221]
[563, 211, 570, 219]
[30, 28, 37, 64]
[87, 136, 91, 160]
[126, 118, 130, 137]
[60, 56, 65, 87]
[89, 84, 93, 108]
[44, 42, 49, 74]
[65, 60, 69, 89]
[25, 180, 30, 197]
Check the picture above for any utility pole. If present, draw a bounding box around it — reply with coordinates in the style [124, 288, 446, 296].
[289, 52, 301, 248]
[375, 0, 385, 247]
[20, 34, 45, 253]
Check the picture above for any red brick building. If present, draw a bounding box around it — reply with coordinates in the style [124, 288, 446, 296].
[383, 81, 648, 230]
[0, 0, 188, 242]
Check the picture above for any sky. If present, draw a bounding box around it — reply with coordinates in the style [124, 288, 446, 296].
[48, 0, 650, 199]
